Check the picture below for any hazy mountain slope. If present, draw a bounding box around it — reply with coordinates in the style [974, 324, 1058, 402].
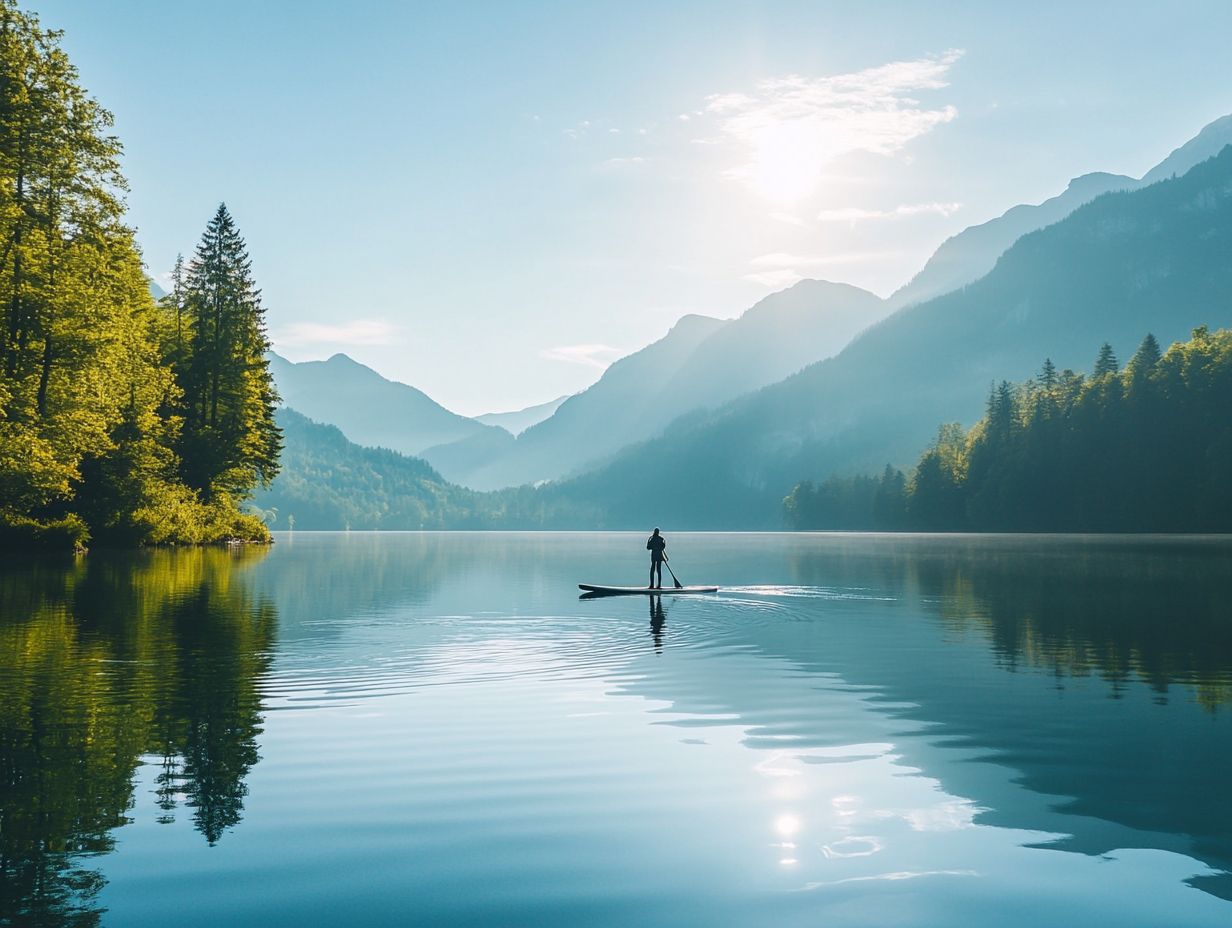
[431, 282, 884, 490]
[887, 171, 1137, 310]
[660, 279, 885, 414]
[429, 313, 728, 488]
[888, 112, 1232, 311]
[268, 352, 501, 455]
[1142, 113, 1232, 183]
[542, 144, 1232, 528]
[476, 395, 570, 435]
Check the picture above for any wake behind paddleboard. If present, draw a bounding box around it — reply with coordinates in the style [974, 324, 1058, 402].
[578, 583, 718, 596]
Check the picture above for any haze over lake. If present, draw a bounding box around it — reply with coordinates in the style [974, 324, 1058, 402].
[4, 533, 1231, 927]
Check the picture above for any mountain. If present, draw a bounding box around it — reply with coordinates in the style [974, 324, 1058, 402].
[267, 352, 503, 456]
[887, 171, 1136, 309]
[253, 408, 591, 530]
[660, 279, 884, 414]
[476, 395, 570, 435]
[424, 280, 885, 490]
[254, 409, 490, 529]
[536, 143, 1232, 528]
[1142, 113, 1232, 184]
[888, 112, 1232, 310]
[421, 312, 728, 488]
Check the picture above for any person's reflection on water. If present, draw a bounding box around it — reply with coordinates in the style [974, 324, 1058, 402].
[649, 595, 666, 652]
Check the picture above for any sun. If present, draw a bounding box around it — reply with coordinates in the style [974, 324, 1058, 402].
[739, 121, 828, 205]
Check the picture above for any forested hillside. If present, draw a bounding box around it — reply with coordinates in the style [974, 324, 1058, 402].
[254, 409, 598, 530]
[785, 326, 1232, 532]
[0, 4, 280, 549]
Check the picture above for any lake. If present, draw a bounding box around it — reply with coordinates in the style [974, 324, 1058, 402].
[2, 532, 1231, 927]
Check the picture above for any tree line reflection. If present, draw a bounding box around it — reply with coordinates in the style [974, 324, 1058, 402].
[0, 547, 276, 926]
[781, 535, 1232, 898]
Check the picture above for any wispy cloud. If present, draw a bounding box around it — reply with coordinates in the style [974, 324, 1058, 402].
[276, 319, 401, 347]
[744, 251, 893, 288]
[706, 50, 963, 202]
[816, 201, 962, 221]
[598, 155, 649, 171]
[743, 269, 807, 289]
[539, 343, 625, 370]
[750, 251, 891, 269]
[769, 211, 808, 227]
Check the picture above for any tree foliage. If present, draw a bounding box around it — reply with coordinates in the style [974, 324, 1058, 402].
[0, 3, 279, 548]
[785, 327, 1232, 532]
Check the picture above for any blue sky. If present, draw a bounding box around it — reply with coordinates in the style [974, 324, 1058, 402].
[34, 0, 1232, 414]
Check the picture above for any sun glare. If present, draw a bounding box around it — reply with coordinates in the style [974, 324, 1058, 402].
[743, 122, 826, 205]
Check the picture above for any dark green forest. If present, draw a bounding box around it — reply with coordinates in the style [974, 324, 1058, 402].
[785, 326, 1232, 532]
[0, 3, 280, 549]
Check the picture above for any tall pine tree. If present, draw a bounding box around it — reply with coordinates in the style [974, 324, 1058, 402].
[177, 204, 281, 501]
[1094, 342, 1119, 377]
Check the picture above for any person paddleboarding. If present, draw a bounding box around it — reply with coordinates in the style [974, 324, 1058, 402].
[646, 527, 667, 589]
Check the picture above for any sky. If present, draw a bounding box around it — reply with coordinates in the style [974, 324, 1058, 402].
[31, 0, 1232, 415]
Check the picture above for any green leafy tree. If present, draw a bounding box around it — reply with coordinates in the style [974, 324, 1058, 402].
[0, 3, 277, 548]
[0, 1, 171, 542]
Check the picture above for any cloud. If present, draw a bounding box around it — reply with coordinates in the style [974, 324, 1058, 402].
[743, 269, 806, 289]
[744, 251, 894, 288]
[539, 343, 625, 370]
[816, 201, 962, 221]
[750, 251, 891, 269]
[275, 319, 401, 347]
[598, 155, 648, 171]
[706, 50, 963, 202]
[769, 211, 807, 227]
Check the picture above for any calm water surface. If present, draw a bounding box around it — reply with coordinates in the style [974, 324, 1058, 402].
[2, 532, 1232, 926]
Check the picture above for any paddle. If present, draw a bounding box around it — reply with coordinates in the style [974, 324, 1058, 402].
[662, 557, 684, 590]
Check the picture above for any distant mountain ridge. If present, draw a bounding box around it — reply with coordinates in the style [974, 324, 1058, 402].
[422, 279, 886, 489]
[267, 352, 504, 456]
[422, 312, 728, 488]
[476, 395, 570, 435]
[888, 112, 1232, 310]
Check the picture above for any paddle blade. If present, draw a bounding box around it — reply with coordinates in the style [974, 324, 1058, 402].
[664, 560, 683, 589]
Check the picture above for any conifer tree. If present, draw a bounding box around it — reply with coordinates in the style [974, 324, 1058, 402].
[1094, 342, 1119, 377]
[1129, 333, 1162, 371]
[177, 204, 281, 499]
[1037, 358, 1058, 390]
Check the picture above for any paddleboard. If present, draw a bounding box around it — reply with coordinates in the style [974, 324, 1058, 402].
[578, 584, 718, 596]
